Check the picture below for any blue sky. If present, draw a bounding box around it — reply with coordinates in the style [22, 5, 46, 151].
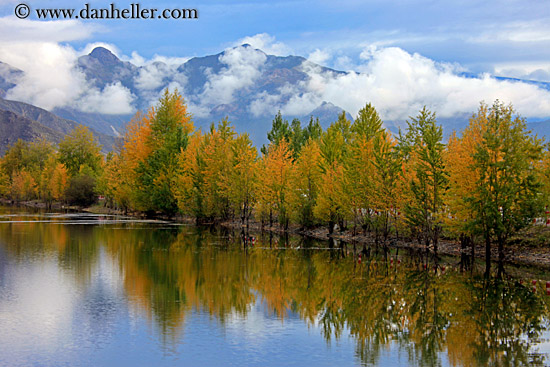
[0, 0, 549, 120]
[1, 0, 549, 77]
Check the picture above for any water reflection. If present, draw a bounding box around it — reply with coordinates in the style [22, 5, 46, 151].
[0, 208, 549, 366]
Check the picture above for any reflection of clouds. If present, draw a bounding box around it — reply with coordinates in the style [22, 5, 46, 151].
[0, 254, 78, 361]
[222, 296, 305, 347]
[0, 246, 126, 365]
[193, 296, 358, 366]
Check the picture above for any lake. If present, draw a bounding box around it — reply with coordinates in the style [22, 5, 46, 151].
[0, 206, 549, 366]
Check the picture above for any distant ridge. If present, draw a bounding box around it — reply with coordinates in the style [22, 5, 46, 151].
[0, 109, 64, 155]
[0, 45, 549, 147]
[0, 97, 116, 153]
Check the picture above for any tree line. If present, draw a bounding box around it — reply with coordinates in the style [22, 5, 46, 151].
[0, 89, 548, 276]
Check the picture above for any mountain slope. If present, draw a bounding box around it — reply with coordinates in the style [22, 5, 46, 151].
[0, 109, 65, 155]
[1, 45, 549, 147]
[0, 98, 116, 152]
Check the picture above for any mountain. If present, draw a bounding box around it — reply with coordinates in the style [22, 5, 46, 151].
[304, 101, 354, 128]
[69, 45, 349, 143]
[0, 109, 64, 155]
[77, 47, 138, 91]
[0, 98, 116, 153]
[51, 107, 132, 137]
[1, 45, 549, 147]
[0, 62, 22, 99]
[527, 119, 550, 139]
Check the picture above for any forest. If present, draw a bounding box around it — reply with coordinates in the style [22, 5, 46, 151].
[1, 90, 549, 276]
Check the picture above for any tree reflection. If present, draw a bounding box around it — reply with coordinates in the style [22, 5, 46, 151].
[1, 212, 549, 366]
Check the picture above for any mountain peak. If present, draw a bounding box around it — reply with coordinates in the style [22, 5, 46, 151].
[88, 47, 121, 65]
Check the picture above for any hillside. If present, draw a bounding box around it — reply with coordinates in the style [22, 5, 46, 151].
[0, 98, 116, 154]
[0, 45, 549, 146]
[0, 109, 64, 155]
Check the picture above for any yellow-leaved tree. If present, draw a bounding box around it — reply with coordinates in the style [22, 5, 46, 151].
[371, 130, 404, 245]
[288, 139, 322, 228]
[10, 170, 37, 202]
[314, 112, 352, 233]
[174, 130, 204, 220]
[229, 133, 257, 227]
[256, 139, 293, 229]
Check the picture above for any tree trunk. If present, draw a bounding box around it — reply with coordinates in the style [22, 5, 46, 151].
[484, 235, 491, 278]
[497, 236, 505, 278]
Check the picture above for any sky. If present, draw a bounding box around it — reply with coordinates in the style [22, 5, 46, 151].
[0, 0, 549, 120]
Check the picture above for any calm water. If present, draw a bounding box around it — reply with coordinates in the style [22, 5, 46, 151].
[1, 206, 550, 366]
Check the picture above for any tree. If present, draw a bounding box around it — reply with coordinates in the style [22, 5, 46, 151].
[257, 139, 293, 229]
[444, 112, 487, 267]
[347, 103, 384, 236]
[65, 174, 96, 206]
[229, 133, 257, 226]
[10, 170, 37, 202]
[371, 130, 404, 245]
[399, 107, 447, 253]
[289, 139, 322, 228]
[135, 89, 193, 214]
[39, 154, 68, 206]
[261, 111, 291, 155]
[112, 110, 155, 211]
[200, 118, 235, 219]
[468, 101, 543, 276]
[302, 116, 323, 142]
[0, 161, 8, 198]
[315, 112, 352, 233]
[174, 130, 206, 220]
[58, 125, 102, 177]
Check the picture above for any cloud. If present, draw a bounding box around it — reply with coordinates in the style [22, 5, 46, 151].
[0, 17, 99, 42]
[0, 17, 137, 113]
[75, 82, 135, 114]
[249, 45, 550, 121]
[198, 45, 267, 106]
[79, 42, 120, 57]
[149, 54, 190, 66]
[1, 41, 87, 110]
[494, 62, 550, 83]
[1, 20, 549, 124]
[120, 51, 189, 68]
[234, 33, 291, 56]
[308, 49, 331, 65]
[135, 62, 175, 91]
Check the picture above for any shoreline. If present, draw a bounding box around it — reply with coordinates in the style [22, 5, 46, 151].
[3, 198, 550, 270]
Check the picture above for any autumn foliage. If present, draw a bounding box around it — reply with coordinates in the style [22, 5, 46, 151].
[0, 91, 548, 275]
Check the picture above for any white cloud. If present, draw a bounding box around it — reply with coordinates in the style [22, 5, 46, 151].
[79, 42, 120, 57]
[471, 20, 550, 44]
[308, 49, 331, 65]
[149, 54, 190, 66]
[135, 62, 174, 91]
[494, 62, 550, 83]
[0, 17, 138, 114]
[120, 51, 189, 68]
[1, 20, 549, 123]
[234, 33, 291, 56]
[0, 17, 99, 42]
[333, 55, 356, 71]
[249, 45, 550, 121]
[199, 45, 267, 106]
[249, 91, 282, 117]
[2, 41, 87, 110]
[75, 82, 135, 114]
